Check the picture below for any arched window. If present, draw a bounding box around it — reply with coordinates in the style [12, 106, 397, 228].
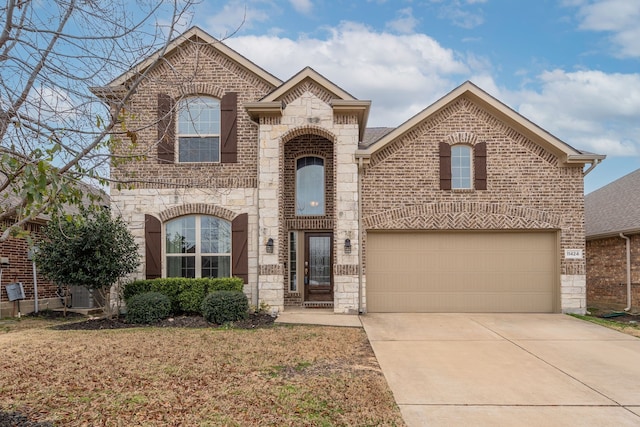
[296, 156, 325, 216]
[177, 96, 220, 162]
[165, 215, 231, 278]
[451, 145, 472, 189]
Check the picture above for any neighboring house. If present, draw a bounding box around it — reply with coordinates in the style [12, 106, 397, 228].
[0, 187, 108, 316]
[585, 169, 640, 310]
[96, 27, 603, 315]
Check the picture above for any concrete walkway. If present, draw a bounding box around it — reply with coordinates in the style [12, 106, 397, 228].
[275, 308, 363, 327]
[361, 313, 640, 426]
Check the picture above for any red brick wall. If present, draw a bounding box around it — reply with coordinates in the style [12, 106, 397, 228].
[0, 221, 57, 304]
[586, 234, 640, 309]
[110, 40, 275, 189]
[360, 96, 586, 277]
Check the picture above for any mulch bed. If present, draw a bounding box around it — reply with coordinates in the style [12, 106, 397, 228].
[50, 312, 276, 331]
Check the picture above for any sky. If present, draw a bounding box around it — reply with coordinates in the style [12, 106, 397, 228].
[186, 0, 640, 194]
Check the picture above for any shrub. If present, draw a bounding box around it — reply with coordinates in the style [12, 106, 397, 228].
[126, 291, 171, 324]
[178, 280, 206, 314]
[201, 291, 249, 324]
[122, 277, 244, 315]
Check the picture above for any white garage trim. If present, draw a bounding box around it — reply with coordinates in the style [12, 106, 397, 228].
[366, 231, 559, 313]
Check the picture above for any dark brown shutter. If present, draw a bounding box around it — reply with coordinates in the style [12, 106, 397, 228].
[231, 213, 248, 284]
[474, 141, 487, 190]
[145, 215, 162, 279]
[220, 92, 238, 163]
[157, 94, 175, 163]
[439, 141, 451, 190]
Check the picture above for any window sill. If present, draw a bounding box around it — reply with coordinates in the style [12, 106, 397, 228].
[451, 188, 474, 193]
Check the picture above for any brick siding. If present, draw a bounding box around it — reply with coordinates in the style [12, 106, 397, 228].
[586, 235, 640, 309]
[361, 96, 585, 277]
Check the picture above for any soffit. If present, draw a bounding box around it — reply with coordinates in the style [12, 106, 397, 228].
[355, 81, 605, 166]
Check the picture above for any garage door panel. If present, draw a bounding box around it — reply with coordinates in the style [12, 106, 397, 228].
[366, 232, 557, 313]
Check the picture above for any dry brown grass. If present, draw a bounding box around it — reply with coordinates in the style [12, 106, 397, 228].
[0, 318, 405, 426]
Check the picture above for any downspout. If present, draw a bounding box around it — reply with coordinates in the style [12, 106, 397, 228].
[583, 159, 601, 176]
[620, 233, 631, 311]
[248, 114, 260, 308]
[357, 157, 364, 314]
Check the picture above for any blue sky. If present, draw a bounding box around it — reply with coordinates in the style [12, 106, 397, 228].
[185, 0, 640, 193]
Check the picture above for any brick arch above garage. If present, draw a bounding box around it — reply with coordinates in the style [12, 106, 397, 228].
[363, 202, 562, 230]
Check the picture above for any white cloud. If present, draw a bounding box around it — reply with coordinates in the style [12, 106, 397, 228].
[223, 21, 471, 126]
[509, 70, 640, 156]
[385, 8, 419, 34]
[572, 0, 640, 58]
[436, 0, 485, 29]
[289, 0, 313, 14]
[202, 0, 278, 38]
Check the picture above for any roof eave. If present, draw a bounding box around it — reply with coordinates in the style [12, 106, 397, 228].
[244, 101, 284, 121]
[105, 26, 282, 90]
[587, 228, 640, 241]
[331, 100, 371, 141]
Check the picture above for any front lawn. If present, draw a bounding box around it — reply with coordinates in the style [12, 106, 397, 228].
[0, 319, 404, 426]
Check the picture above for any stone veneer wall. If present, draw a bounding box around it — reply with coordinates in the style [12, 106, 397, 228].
[109, 38, 276, 306]
[111, 188, 259, 301]
[586, 235, 640, 309]
[257, 88, 360, 313]
[360, 96, 587, 313]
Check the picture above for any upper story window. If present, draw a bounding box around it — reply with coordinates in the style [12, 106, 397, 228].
[165, 215, 231, 278]
[451, 145, 472, 189]
[439, 141, 486, 191]
[177, 96, 220, 163]
[296, 156, 325, 216]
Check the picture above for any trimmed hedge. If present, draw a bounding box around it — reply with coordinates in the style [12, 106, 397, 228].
[122, 277, 244, 315]
[126, 292, 171, 324]
[201, 291, 249, 324]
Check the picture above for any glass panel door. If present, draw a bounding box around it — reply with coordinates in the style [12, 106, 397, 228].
[304, 233, 333, 302]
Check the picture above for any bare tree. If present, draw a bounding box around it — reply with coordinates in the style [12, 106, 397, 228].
[0, 0, 195, 240]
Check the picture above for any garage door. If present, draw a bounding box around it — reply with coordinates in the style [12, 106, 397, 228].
[366, 231, 557, 313]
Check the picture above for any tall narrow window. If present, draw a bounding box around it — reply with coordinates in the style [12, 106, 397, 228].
[166, 215, 231, 278]
[289, 232, 297, 292]
[296, 156, 325, 216]
[451, 145, 472, 189]
[177, 96, 220, 162]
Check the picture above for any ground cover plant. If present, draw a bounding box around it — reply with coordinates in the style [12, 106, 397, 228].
[0, 316, 405, 426]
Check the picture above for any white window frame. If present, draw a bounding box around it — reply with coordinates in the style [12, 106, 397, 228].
[164, 215, 231, 278]
[177, 96, 221, 163]
[295, 156, 325, 216]
[451, 144, 473, 189]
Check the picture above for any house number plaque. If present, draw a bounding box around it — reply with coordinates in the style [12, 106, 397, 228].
[564, 249, 583, 259]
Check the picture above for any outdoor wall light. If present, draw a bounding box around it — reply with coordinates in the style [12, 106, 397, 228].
[344, 238, 351, 254]
[266, 238, 274, 254]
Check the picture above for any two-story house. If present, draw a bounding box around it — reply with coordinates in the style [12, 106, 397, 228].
[96, 27, 603, 315]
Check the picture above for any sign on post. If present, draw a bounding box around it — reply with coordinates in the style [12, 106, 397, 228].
[6, 282, 25, 301]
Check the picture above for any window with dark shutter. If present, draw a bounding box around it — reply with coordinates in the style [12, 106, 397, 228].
[474, 141, 487, 190]
[439, 141, 452, 190]
[157, 94, 175, 163]
[232, 213, 248, 284]
[145, 215, 162, 279]
[220, 92, 238, 163]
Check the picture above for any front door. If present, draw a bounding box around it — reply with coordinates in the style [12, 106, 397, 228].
[304, 233, 333, 302]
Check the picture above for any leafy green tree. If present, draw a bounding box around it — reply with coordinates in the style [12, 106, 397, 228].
[36, 208, 140, 315]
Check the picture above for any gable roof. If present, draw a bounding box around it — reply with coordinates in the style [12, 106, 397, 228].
[585, 168, 640, 239]
[246, 67, 371, 141]
[95, 26, 282, 94]
[355, 81, 605, 166]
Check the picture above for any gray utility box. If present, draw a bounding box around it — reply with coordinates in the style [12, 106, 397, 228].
[6, 282, 25, 301]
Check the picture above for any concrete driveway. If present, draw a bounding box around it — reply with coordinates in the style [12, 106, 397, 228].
[361, 313, 640, 426]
